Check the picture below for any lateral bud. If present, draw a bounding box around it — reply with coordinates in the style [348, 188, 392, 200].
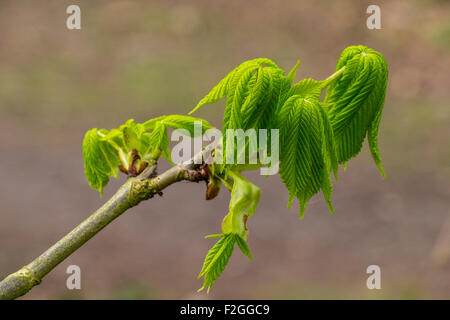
[206, 177, 221, 200]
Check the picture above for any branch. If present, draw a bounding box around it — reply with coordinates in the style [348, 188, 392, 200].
[0, 146, 212, 300]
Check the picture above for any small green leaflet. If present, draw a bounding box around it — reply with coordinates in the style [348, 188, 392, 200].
[325, 45, 388, 177]
[143, 114, 213, 137]
[188, 58, 298, 131]
[286, 60, 300, 84]
[198, 233, 252, 293]
[278, 96, 337, 218]
[147, 121, 170, 159]
[188, 58, 280, 115]
[235, 235, 253, 260]
[82, 128, 121, 196]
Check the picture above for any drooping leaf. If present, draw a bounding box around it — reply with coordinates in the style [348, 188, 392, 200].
[235, 235, 253, 260]
[278, 96, 336, 218]
[324, 45, 388, 176]
[198, 234, 236, 293]
[221, 172, 261, 239]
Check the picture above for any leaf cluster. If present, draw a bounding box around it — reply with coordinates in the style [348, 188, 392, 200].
[82, 45, 388, 292]
[82, 115, 212, 194]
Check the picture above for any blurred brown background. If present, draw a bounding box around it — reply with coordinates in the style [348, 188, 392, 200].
[0, 0, 449, 299]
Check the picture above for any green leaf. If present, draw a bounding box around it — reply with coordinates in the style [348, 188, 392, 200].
[143, 115, 213, 136]
[205, 234, 224, 239]
[189, 58, 284, 129]
[82, 129, 121, 195]
[235, 235, 253, 260]
[148, 121, 170, 158]
[286, 60, 300, 84]
[242, 67, 286, 131]
[278, 96, 336, 218]
[189, 58, 278, 115]
[276, 77, 331, 116]
[289, 78, 324, 99]
[324, 45, 388, 177]
[99, 128, 127, 152]
[221, 172, 261, 238]
[120, 119, 142, 151]
[198, 234, 236, 293]
[187, 58, 294, 174]
[189, 71, 235, 115]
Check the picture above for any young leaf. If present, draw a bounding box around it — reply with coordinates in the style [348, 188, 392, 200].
[241, 67, 286, 131]
[324, 45, 388, 177]
[148, 121, 170, 159]
[221, 172, 261, 238]
[278, 96, 336, 218]
[288, 78, 324, 99]
[189, 58, 279, 115]
[198, 234, 236, 293]
[82, 129, 121, 195]
[235, 235, 253, 260]
[189, 58, 288, 132]
[205, 234, 224, 239]
[286, 60, 300, 84]
[120, 119, 142, 152]
[143, 115, 213, 137]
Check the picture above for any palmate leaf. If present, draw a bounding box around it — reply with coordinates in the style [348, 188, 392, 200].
[324, 45, 388, 177]
[199, 172, 258, 292]
[188, 58, 300, 175]
[278, 96, 337, 218]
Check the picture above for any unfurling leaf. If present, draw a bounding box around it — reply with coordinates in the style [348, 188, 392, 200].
[83, 115, 215, 193]
[324, 45, 388, 177]
[189, 58, 298, 132]
[82, 129, 121, 195]
[198, 172, 259, 292]
[221, 172, 261, 239]
[278, 96, 337, 218]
